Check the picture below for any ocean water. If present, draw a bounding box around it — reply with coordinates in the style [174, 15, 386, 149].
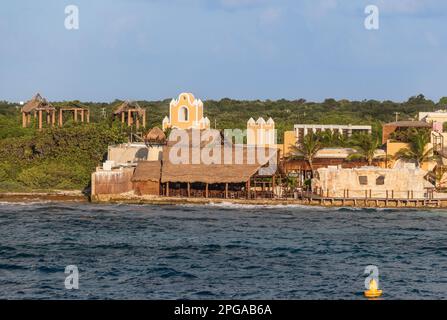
[0, 201, 446, 299]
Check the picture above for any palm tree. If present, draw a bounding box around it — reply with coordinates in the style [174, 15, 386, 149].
[348, 133, 381, 166]
[289, 132, 323, 175]
[395, 132, 434, 168]
[320, 130, 348, 147]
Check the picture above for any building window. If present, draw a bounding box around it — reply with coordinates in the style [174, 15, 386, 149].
[179, 106, 189, 122]
[359, 176, 368, 185]
[376, 176, 385, 185]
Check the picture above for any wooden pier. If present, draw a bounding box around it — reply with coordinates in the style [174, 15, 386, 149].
[299, 195, 444, 208]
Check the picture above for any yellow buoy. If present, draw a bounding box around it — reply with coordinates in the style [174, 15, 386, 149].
[364, 279, 383, 298]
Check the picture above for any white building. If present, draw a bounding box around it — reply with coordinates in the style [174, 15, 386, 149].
[247, 117, 276, 146]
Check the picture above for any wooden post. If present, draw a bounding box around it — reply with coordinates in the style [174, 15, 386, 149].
[142, 110, 146, 128]
[205, 183, 209, 198]
[27, 113, 31, 124]
[254, 179, 257, 199]
[121, 112, 125, 124]
[87, 110, 90, 123]
[272, 175, 276, 198]
[52, 110, 56, 127]
[127, 110, 132, 126]
[187, 182, 191, 197]
[38, 110, 42, 130]
[59, 109, 63, 127]
[136, 117, 140, 130]
[22, 112, 26, 127]
[225, 183, 228, 199]
[46, 112, 50, 124]
[166, 182, 170, 197]
[246, 179, 251, 199]
[74, 109, 78, 122]
[81, 109, 85, 122]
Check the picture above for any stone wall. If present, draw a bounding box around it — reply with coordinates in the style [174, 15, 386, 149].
[91, 168, 135, 195]
[313, 166, 434, 199]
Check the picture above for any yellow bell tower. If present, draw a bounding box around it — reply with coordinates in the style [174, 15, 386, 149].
[162, 92, 210, 130]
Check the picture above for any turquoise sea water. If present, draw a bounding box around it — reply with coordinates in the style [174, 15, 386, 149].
[0, 202, 446, 299]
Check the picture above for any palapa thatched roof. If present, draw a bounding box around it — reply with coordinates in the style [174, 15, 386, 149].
[145, 127, 166, 143]
[132, 161, 162, 182]
[22, 93, 55, 113]
[161, 145, 278, 184]
[161, 163, 261, 184]
[113, 100, 144, 115]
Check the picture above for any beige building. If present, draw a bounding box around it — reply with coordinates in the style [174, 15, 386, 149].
[162, 92, 210, 130]
[313, 166, 434, 199]
[419, 110, 447, 127]
[282, 124, 372, 157]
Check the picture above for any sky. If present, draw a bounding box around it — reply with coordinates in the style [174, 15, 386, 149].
[0, 0, 446, 103]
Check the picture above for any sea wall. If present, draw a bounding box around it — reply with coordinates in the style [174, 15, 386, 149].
[313, 166, 433, 199]
[91, 167, 135, 195]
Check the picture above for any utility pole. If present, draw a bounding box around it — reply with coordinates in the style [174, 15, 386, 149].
[394, 112, 400, 122]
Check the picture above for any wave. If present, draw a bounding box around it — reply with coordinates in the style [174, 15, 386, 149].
[202, 201, 326, 210]
[0, 201, 56, 206]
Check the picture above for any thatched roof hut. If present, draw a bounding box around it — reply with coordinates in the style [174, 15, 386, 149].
[113, 100, 146, 128]
[161, 163, 262, 184]
[113, 100, 144, 116]
[132, 161, 162, 182]
[145, 127, 166, 145]
[161, 145, 278, 184]
[22, 93, 55, 113]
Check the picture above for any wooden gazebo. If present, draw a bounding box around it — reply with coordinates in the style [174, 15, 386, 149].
[58, 102, 90, 126]
[21, 93, 56, 130]
[113, 101, 146, 129]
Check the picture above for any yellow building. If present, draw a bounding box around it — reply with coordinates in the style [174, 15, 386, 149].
[385, 140, 435, 171]
[162, 92, 210, 130]
[283, 131, 296, 157]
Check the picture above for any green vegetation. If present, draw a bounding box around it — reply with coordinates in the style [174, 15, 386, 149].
[348, 133, 382, 166]
[0, 117, 125, 191]
[395, 130, 435, 168]
[0, 94, 442, 191]
[289, 132, 323, 174]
